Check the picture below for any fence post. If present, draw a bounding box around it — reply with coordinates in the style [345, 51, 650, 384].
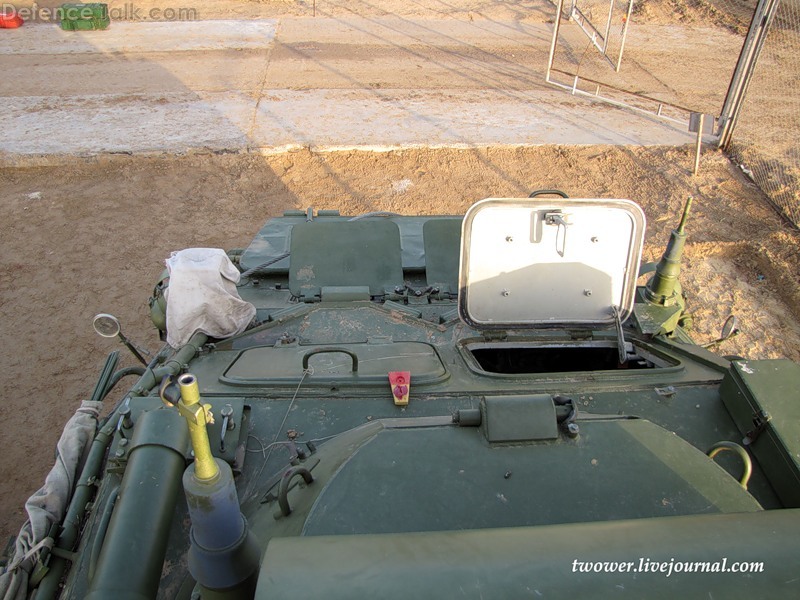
[546, 0, 567, 83]
[693, 114, 704, 176]
[717, 0, 781, 149]
[615, 1, 635, 72]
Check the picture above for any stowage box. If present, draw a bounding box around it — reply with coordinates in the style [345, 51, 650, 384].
[720, 359, 800, 507]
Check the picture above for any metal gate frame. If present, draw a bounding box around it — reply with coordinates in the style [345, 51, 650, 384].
[567, 0, 634, 72]
[546, 0, 784, 152]
[545, 0, 689, 128]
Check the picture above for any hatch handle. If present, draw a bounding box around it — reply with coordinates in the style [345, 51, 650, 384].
[302, 347, 359, 373]
[544, 211, 570, 257]
[278, 466, 314, 517]
[707, 441, 752, 489]
[528, 189, 569, 198]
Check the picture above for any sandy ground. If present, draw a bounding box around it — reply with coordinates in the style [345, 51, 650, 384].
[1, 0, 799, 553]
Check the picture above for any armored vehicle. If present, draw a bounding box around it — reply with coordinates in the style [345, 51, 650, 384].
[2, 194, 799, 599]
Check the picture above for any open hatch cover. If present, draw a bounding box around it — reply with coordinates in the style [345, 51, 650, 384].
[458, 198, 645, 330]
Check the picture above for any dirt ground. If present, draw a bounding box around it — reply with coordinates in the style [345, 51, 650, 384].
[2, 144, 800, 542]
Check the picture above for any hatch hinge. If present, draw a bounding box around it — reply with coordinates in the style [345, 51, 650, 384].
[482, 330, 508, 341]
[297, 286, 321, 303]
[568, 329, 593, 340]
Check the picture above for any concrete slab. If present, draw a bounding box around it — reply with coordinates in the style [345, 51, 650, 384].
[2, 93, 251, 155]
[275, 16, 554, 47]
[1, 89, 693, 159]
[250, 89, 693, 149]
[0, 51, 268, 97]
[0, 17, 698, 162]
[0, 20, 278, 54]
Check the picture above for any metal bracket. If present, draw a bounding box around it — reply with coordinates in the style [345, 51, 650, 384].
[612, 305, 628, 365]
[298, 291, 321, 303]
[220, 404, 235, 453]
[743, 409, 772, 446]
[177, 400, 214, 426]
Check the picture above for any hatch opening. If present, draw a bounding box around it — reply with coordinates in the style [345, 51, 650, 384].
[466, 342, 670, 374]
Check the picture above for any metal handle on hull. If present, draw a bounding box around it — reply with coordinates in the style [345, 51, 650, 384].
[302, 347, 359, 373]
[707, 441, 752, 489]
[278, 466, 315, 517]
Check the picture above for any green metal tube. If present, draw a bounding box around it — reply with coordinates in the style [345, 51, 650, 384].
[35, 337, 205, 599]
[34, 421, 116, 600]
[91, 351, 120, 403]
[102, 366, 147, 400]
[129, 333, 208, 396]
[85, 408, 189, 600]
[645, 197, 693, 304]
[646, 231, 686, 299]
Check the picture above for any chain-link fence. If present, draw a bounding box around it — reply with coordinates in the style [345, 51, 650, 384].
[547, 0, 754, 123]
[723, 0, 800, 227]
[546, 0, 799, 227]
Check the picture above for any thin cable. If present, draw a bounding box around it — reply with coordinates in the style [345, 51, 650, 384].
[245, 367, 313, 499]
[245, 436, 299, 458]
[240, 252, 291, 278]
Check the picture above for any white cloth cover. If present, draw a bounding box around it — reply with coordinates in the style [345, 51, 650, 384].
[0, 401, 102, 600]
[165, 248, 256, 348]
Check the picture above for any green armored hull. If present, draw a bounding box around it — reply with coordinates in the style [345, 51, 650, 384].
[2, 196, 798, 599]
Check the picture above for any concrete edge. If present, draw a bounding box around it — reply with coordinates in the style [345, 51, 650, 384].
[0, 141, 698, 169]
